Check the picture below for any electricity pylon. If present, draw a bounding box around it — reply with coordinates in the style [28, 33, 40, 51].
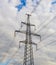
[14, 14, 41, 65]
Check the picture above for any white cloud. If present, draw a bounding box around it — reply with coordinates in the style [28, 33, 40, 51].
[0, 0, 56, 65]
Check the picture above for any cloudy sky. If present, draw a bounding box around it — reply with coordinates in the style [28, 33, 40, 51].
[0, 0, 56, 65]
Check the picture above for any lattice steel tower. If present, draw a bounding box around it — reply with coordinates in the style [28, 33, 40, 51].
[14, 14, 41, 65]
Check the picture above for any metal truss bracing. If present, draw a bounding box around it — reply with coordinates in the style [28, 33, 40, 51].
[23, 43, 34, 65]
[14, 14, 41, 65]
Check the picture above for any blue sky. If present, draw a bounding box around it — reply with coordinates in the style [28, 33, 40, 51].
[16, 0, 26, 11]
[0, 59, 10, 65]
[8, 0, 41, 12]
[8, 0, 56, 12]
[51, 0, 56, 4]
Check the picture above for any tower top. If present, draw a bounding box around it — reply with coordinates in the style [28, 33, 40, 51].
[26, 13, 31, 16]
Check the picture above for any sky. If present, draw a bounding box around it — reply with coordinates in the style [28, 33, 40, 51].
[0, 0, 56, 65]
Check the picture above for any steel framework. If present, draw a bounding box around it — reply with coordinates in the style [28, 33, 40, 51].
[14, 14, 41, 65]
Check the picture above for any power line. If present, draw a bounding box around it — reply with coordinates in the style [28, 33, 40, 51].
[36, 15, 56, 33]
[31, 0, 41, 13]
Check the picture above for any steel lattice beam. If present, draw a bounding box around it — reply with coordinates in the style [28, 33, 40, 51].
[14, 14, 41, 65]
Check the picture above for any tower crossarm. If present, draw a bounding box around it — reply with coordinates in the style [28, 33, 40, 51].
[21, 22, 35, 26]
[14, 30, 41, 41]
[21, 22, 36, 30]
[18, 40, 37, 50]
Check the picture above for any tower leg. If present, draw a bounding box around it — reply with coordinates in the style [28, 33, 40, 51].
[23, 43, 34, 65]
